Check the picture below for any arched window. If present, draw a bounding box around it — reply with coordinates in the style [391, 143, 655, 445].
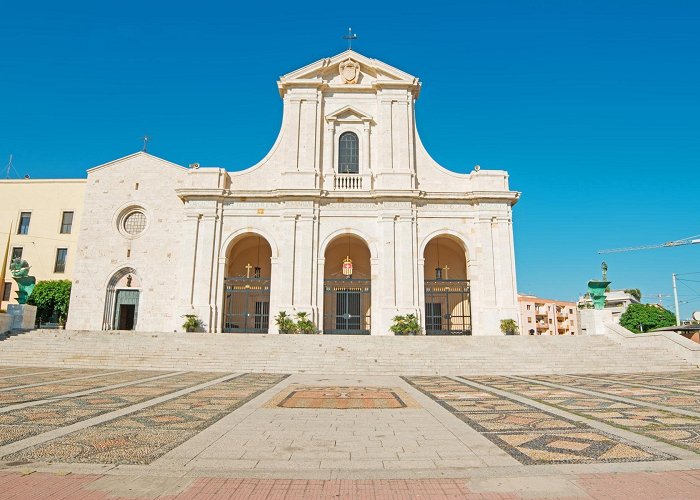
[338, 132, 359, 174]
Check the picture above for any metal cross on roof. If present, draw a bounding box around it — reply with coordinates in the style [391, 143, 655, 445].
[343, 27, 358, 49]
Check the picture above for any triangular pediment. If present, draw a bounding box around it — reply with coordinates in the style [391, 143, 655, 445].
[325, 105, 374, 123]
[278, 50, 421, 97]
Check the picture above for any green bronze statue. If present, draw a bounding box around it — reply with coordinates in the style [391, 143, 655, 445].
[9, 258, 36, 304]
[587, 261, 611, 310]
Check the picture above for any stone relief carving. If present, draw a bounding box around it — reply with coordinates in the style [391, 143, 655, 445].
[339, 58, 360, 84]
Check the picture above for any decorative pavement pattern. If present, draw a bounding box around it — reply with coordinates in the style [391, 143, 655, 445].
[402, 376, 668, 465]
[467, 375, 700, 454]
[266, 385, 419, 409]
[0, 371, 226, 447]
[3, 373, 288, 465]
[0, 370, 152, 407]
[527, 373, 700, 410]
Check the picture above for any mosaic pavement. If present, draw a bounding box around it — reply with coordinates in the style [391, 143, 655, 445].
[467, 375, 700, 454]
[0, 371, 225, 447]
[0, 366, 698, 475]
[403, 376, 672, 465]
[3, 373, 287, 465]
[265, 385, 419, 409]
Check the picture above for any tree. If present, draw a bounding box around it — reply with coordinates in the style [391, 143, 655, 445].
[27, 280, 72, 325]
[624, 288, 642, 301]
[500, 319, 519, 335]
[619, 303, 676, 333]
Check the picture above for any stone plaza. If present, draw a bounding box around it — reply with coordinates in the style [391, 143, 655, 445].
[0, 364, 699, 498]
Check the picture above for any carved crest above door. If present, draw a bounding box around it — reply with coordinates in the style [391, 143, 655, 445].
[339, 58, 360, 84]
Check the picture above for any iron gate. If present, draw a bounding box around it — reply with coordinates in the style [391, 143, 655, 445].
[424, 279, 472, 335]
[323, 278, 371, 335]
[222, 277, 270, 333]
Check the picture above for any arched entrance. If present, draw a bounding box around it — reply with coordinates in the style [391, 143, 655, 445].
[423, 235, 471, 335]
[222, 234, 272, 333]
[103, 267, 140, 331]
[323, 234, 371, 335]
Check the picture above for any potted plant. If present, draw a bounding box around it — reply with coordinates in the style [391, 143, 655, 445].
[294, 311, 318, 334]
[500, 318, 519, 335]
[390, 314, 422, 336]
[275, 311, 296, 334]
[182, 314, 203, 332]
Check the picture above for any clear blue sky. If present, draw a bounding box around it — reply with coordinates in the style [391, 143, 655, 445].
[1, 1, 698, 318]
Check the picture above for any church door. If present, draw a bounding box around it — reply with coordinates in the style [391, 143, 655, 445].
[114, 290, 139, 330]
[323, 279, 370, 335]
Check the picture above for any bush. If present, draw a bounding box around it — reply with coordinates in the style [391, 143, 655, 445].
[390, 314, 422, 335]
[275, 311, 318, 334]
[27, 280, 72, 325]
[182, 314, 203, 332]
[619, 303, 676, 333]
[500, 319, 519, 335]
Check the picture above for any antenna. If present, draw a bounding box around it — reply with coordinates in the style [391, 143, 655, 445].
[142, 135, 150, 152]
[5, 154, 12, 179]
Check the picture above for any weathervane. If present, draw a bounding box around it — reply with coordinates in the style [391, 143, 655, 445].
[142, 135, 150, 152]
[343, 27, 358, 49]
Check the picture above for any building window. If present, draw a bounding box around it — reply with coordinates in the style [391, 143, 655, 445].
[123, 211, 147, 236]
[569, 308, 573, 314]
[2, 282, 11, 301]
[54, 248, 68, 273]
[17, 212, 31, 234]
[527, 318, 532, 323]
[526, 305, 531, 310]
[338, 132, 359, 174]
[60, 211, 74, 234]
[11, 247, 23, 260]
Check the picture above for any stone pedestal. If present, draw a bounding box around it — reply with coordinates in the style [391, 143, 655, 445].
[579, 308, 614, 336]
[7, 304, 37, 331]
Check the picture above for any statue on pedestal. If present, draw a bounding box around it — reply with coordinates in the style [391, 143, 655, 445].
[587, 262, 611, 310]
[9, 258, 36, 304]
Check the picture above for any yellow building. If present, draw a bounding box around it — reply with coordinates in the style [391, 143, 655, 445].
[0, 179, 85, 312]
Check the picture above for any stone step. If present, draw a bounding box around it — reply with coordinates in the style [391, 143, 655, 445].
[0, 329, 695, 375]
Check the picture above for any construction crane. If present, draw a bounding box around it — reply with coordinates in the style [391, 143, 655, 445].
[598, 234, 700, 254]
[598, 234, 699, 327]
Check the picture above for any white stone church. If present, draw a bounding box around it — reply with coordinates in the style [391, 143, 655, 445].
[66, 50, 520, 335]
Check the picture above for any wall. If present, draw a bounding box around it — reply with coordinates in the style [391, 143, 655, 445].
[65, 153, 188, 332]
[0, 179, 85, 310]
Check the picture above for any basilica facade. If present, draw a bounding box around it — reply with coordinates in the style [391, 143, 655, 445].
[66, 50, 520, 335]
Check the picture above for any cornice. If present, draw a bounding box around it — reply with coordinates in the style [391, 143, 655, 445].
[175, 188, 520, 206]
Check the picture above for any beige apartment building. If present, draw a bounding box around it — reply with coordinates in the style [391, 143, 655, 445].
[0, 179, 85, 310]
[518, 294, 579, 335]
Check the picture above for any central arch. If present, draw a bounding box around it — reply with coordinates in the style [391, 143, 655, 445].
[322, 233, 371, 334]
[222, 233, 273, 333]
[422, 234, 472, 335]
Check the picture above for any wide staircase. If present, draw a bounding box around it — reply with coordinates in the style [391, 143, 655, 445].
[0, 329, 695, 375]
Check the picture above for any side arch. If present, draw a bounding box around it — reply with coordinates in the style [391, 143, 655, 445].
[419, 229, 472, 261]
[102, 267, 137, 330]
[220, 228, 279, 259]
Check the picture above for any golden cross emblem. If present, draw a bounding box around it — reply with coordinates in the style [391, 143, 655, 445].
[245, 263, 253, 278]
[443, 264, 450, 280]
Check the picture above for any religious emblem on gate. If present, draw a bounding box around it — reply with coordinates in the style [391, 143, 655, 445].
[339, 58, 360, 84]
[342, 256, 353, 277]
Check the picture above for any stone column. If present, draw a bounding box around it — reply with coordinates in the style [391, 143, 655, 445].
[322, 122, 335, 190]
[362, 120, 371, 173]
[191, 211, 218, 332]
[293, 214, 316, 311]
[394, 214, 415, 309]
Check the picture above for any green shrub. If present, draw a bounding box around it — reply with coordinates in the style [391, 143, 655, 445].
[27, 280, 72, 325]
[182, 314, 203, 332]
[500, 319, 519, 335]
[390, 314, 422, 335]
